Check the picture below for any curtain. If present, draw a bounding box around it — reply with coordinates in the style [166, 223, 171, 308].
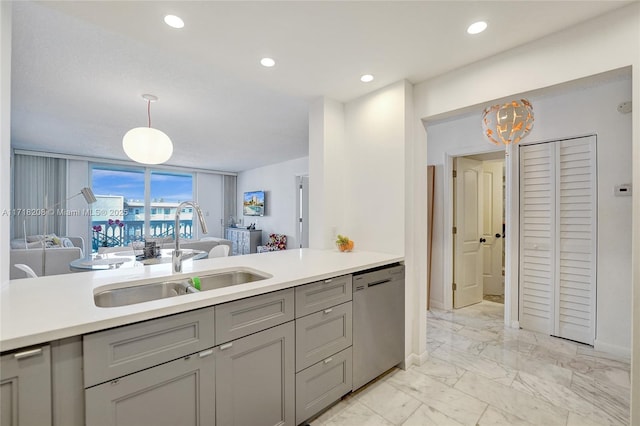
[12, 154, 67, 238]
[222, 174, 237, 226]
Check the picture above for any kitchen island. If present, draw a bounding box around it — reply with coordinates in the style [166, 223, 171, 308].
[1, 248, 403, 426]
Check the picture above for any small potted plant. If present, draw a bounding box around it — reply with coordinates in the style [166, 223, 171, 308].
[336, 234, 354, 252]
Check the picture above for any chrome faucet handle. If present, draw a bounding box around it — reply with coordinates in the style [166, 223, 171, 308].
[172, 249, 184, 273]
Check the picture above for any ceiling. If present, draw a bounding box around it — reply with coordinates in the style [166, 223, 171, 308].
[10, 1, 633, 172]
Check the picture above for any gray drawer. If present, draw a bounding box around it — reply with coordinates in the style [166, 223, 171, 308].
[215, 288, 294, 345]
[295, 347, 352, 425]
[295, 275, 352, 318]
[295, 301, 352, 372]
[83, 307, 215, 388]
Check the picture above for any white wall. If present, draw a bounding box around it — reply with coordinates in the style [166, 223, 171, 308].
[427, 76, 633, 352]
[412, 3, 639, 420]
[309, 81, 428, 366]
[195, 172, 223, 238]
[343, 80, 407, 255]
[308, 97, 346, 249]
[237, 157, 309, 249]
[1, 1, 11, 282]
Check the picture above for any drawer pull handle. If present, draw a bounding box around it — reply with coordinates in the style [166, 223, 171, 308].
[13, 348, 43, 360]
[323, 357, 333, 364]
[199, 349, 214, 358]
[324, 279, 333, 284]
[323, 308, 333, 314]
[220, 343, 233, 350]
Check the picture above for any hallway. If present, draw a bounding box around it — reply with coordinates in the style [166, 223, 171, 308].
[310, 301, 630, 425]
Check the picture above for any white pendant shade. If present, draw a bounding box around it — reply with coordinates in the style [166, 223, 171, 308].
[122, 127, 173, 165]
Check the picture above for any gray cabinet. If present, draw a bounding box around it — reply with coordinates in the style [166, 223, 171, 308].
[216, 322, 295, 426]
[295, 347, 352, 425]
[295, 275, 352, 318]
[85, 350, 215, 426]
[215, 288, 294, 344]
[83, 307, 215, 388]
[225, 228, 262, 255]
[1, 345, 52, 426]
[295, 301, 352, 372]
[294, 275, 353, 425]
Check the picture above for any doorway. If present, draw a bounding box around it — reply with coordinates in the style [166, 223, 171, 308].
[452, 152, 506, 311]
[296, 175, 309, 248]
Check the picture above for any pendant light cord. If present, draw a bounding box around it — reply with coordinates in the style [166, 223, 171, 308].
[147, 100, 152, 128]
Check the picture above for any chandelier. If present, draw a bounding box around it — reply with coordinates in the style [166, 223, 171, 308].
[482, 99, 534, 148]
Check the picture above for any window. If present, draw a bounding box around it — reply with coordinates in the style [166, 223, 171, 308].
[91, 166, 194, 252]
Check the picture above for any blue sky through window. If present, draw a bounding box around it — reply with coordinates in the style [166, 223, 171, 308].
[92, 168, 193, 203]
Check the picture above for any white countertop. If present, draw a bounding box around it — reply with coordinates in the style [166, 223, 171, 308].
[1, 248, 403, 352]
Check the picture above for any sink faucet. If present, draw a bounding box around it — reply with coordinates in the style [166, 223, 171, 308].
[172, 201, 209, 273]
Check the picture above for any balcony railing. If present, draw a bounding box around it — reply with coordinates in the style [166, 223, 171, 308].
[91, 220, 194, 252]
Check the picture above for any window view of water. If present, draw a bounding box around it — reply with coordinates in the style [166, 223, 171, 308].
[91, 167, 194, 252]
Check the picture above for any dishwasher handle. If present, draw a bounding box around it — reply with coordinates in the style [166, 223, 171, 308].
[368, 278, 391, 287]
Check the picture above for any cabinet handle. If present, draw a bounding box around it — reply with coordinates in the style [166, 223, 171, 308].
[199, 349, 213, 358]
[13, 348, 43, 360]
[323, 279, 333, 284]
[323, 357, 333, 364]
[219, 342, 233, 350]
[323, 308, 333, 314]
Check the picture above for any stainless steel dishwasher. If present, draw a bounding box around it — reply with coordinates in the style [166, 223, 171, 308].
[352, 264, 405, 390]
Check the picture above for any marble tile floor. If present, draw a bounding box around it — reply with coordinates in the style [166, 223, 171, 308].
[309, 301, 630, 426]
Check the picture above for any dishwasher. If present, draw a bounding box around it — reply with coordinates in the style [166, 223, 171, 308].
[352, 263, 405, 391]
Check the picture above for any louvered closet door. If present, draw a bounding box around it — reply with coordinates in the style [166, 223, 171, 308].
[519, 142, 555, 335]
[519, 136, 596, 345]
[556, 137, 596, 345]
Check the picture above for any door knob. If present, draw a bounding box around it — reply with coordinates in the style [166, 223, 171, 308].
[495, 233, 501, 238]
[479, 238, 486, 243]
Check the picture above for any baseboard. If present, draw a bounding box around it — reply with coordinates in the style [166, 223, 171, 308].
[510, 320, 520, 329]
[594, 339, 631, 359]
[402, 350, 429, 369]
[429, 300, 445, 310]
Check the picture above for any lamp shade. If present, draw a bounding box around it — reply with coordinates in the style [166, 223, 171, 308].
[482, 99, 534, 146]
[122, 127, 173, 164]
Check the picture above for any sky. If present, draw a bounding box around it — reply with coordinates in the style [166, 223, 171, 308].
[92, 168, 193, 203]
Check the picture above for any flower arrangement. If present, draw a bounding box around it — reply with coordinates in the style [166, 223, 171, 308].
[336, 234, 354, 252]
[92, 219, 125, 249]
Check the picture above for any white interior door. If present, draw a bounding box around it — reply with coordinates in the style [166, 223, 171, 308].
[519, 136, 596, 345]
[454, 157, 484, 308]
[519, 143, 555, 334]
[482, 160, 505, 296]
[296, 175, 309, 248]
[555, 137, 596, 345]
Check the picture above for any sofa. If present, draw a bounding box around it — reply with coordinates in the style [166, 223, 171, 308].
[10, 235, 85, 279]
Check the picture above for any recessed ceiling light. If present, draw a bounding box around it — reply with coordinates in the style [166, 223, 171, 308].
[260, 57, 276, 67]
[360, 74, 374, 83]
[467, 21, 487, 35]
[164, 15, 185, 29]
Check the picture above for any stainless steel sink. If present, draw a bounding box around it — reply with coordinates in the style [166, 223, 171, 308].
[94, 269, 270, 307]
[195, 270, 268, 291]
[94, 280, 197, 308]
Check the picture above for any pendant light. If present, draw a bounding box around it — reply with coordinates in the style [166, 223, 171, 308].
[482, 99, 534, 151]
[122, 94, 173, 164]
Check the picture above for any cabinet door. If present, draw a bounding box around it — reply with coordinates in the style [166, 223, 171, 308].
[215, 288, 294, 345]
[85, 349, 215, 426]
[83, 307, 215, 388]
[296, 347, 352, 425]
[295, 275, 352, 318]
[216, 322, 294, 426]
[1, 345, 52, 426]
